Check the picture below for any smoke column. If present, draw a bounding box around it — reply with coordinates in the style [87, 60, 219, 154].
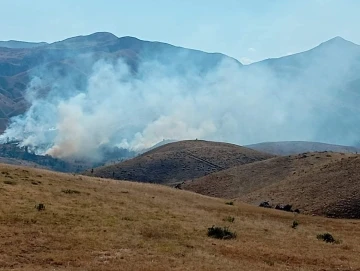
[1, 52, 360, 161]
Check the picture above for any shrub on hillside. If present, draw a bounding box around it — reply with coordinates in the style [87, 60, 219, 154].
[35, 203, 45, 211]
[3, 180, 16, 185]
[317, 233, 337, 243]
[292, 220, 299, 229]
[275, 204, 298, 213]
[223, 216, 235, 223]
[259, 201, 272, 208]
[61, 189, 81, 194]
[225, 201, 234, 206]
[207, 226, 236, 239]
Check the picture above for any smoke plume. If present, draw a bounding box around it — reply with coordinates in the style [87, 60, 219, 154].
[1, 46, 360, 161]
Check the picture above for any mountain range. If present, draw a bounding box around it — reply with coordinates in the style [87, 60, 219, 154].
[1, 32, 360, 146]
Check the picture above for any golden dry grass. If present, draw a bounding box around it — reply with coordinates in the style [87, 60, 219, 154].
[0, 163, 360, 270]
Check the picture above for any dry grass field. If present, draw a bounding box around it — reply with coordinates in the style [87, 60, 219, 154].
[0, 164, 360, 270]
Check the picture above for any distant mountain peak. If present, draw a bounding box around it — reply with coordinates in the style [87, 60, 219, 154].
[57, 32, 118, 45]
[318, 36, 358, 48]
[85, 32, 118, 40]
[330, 36, 347, 41]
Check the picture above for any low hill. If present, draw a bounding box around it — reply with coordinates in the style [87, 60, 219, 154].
[183, 152, 360, 218]
[85, 140, 274, 184]
[1, 164, 360, 270]
[246, 141, 360, 155]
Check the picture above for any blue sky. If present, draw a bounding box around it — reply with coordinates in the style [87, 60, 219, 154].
[0, 0, 359, 63]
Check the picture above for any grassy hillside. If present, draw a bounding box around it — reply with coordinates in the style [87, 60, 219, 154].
[246, 141, 360, 155]
[183, 152, 360, 218]
[85, 140, 274, 184]
[0, 164, 359, 270]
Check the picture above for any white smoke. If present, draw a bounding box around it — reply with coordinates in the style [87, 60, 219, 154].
[1, 48, 360, 161]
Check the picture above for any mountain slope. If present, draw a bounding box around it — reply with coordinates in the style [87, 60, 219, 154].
[183, 152, 360, 218]
[85, 140, 274, 184]
[0, 32, 241, 133]
[246, 141, 360, 155]
[1, 163, 360, 270]
[248, 36, 360, 77]
[245, 37, 360, 145]
[2, 34, 360, 149]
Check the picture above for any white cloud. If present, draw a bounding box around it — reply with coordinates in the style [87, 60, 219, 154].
[248, 47, 256, 53]
[240, 57, 254, 65]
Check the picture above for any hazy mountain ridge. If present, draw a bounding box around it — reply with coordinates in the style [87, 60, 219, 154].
[246, 141, 360, 155]
[0, 32, 241, 135]
[1, 33, 360, 159]
[0, 40, 48, 49]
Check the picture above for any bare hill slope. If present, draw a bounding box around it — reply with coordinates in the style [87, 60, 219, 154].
[85, 140, 274, 184]
[184, 152, 360, 218]
[1, 164, 360, 270]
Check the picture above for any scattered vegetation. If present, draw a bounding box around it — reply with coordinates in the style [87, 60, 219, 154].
[225, 201, 234, 206]
[62, 189, 81, 194]
[292, 220, 299, 229]
[35, 203, 45, 211]
[207, 226, 237, 240]
[223, 216, 235, 223]
[122, 217, 134, 221]
[275, 204, 293, 212]
[317, 233, 337, 243]
[3, 180, 16, 185]
[264, 259, 275, 267]
[259, 201, 300, 213]
[259, 201, 272, 208]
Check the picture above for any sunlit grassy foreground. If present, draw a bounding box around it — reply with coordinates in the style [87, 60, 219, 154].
[0, 164, 359, 271]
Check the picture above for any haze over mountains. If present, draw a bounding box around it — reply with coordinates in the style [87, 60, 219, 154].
[1, 32, 360, 160]
[0, 40, 48, 49]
